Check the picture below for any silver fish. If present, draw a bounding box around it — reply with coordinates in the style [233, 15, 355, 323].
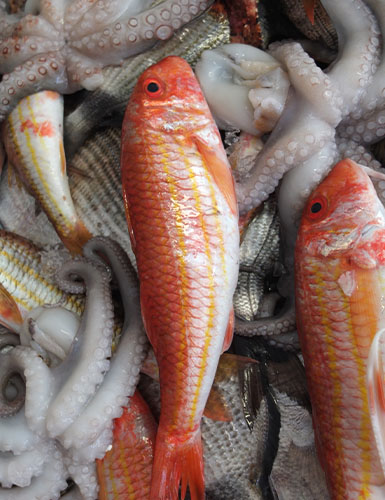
[233, 196, 281, 322]
[63, 9, 230, 155]
[233, 336, 329, 500]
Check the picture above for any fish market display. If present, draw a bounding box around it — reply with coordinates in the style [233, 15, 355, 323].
[64, 9, 230, 155]
[139, 352, 271, 500]
[0, 0, 213, 120]
[2, 0, 385, 499]
[121, 56, 239, 499]
[0, 237, 147, 499]
[3, 90, 91, 254]
[295, 159, 385, 498]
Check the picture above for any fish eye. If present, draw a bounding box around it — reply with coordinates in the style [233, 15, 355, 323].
[307, 195, 328, 220]
[143, 78, 163, 97]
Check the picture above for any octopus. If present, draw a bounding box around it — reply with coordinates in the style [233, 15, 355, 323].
[0, 237, 148, 499]
[0, 0, 213, 120]
[196, 0, 385, 342]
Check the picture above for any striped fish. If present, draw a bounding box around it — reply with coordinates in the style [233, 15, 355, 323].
[3, 91, 91, 255]
[96, 390, 156, 500]
[295, 159, 385, 499]
[121, 56, 239, 499]
[0, 230, 83, 332]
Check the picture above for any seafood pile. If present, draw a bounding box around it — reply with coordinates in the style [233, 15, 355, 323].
[1, 0, 385, 499]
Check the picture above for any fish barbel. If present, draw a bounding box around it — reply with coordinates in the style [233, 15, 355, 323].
[295, 158, 385, 498]
[121, 56, 239, 499]
[3, 90, 92, 254]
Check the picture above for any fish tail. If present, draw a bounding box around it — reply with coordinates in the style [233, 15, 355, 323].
[150, 430, 204, 500]
[60, 220, 92, 255]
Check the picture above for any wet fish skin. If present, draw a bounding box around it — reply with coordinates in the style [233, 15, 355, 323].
[0, 230, 84, 332]
[233, 196, 281, 322]
[138, 353, 270, 500]
[63, 10, 230, 156]
[96, 390, 156, 500]
[121, 55, 239, 499]
[3, 91, 91, 254]
[295, 159, 385, 498]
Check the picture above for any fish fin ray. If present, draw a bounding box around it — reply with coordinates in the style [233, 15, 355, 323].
[222, 307, 234, 353]
[150, 431, 204, 500]
[303, 0, 316, 24]
[367, 328, 385, 476]
[191, 133, 237, 216]
[60, 221, 92, 255]
[203, 385, 232, 422]
[0, 283, 23, 332]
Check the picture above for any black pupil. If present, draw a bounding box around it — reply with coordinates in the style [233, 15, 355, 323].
[311, 201, 322, 214]
[147, 82, 159, 93]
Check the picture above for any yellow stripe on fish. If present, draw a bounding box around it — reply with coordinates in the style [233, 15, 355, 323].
[3, 91, 91, 255]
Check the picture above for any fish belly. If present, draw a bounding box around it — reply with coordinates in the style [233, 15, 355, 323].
[295, 255, 385, 499]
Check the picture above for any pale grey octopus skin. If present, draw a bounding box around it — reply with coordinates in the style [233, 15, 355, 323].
[60, 236, 148, 451]
[0, 237, 148, 498]
[46, 257, 114, 439]
[338, 0, 385, 145]
[197, 0, 379, 218]
[0, 0, 213, 120]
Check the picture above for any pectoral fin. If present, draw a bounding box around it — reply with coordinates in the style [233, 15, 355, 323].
[192, 133, 237, 216]
[303, 0, 316, 24]
[222, 308, 234, 353]
[367, 328, 385, 475]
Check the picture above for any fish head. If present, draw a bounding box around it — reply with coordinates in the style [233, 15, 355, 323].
[126, 56, 211, 133]
[297, 158, 385, 267]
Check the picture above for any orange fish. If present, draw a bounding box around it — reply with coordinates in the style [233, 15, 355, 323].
[295, 158, 385, 499]
[96, 390, 156, 500]
[3, 91, 91, 255]
[121, 56, 239, 499]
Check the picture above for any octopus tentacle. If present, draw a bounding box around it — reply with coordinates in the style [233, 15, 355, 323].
[65, 457, 98, 500]
[0, 442, 67, 500]
[0, 441, 49, 488]
[235, 302, 296, 337]
[4, 346, 53, 437]
[47, 258, 114, 438]
[0, 355, 25, 418]
[0, 0, 213, 119]
[0, 411, 39, 453]
[0, 331, 19, 351]
[61, 237, 147, 449]
[231, 0, 377, 216]
[0, 51, 67, 120]
[323, 0, 379, 118]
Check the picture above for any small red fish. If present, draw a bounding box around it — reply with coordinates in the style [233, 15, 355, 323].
[295, 159, 385, 499]
[121, 56, 239, 499]
[96, 391, 156, 499]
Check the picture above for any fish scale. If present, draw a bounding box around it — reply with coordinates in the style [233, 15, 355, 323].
[121, 56, 239, 499]
[295, 159, 385, 499]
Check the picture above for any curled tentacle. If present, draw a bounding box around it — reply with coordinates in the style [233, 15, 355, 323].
[1, 346, 53, 436]
[0, 441, 66, 500]
[0, 440, 50, 488]
[0, 330, 19, 351]
[61, 237, 148, 449]
[0, 355, 25, 417]
[0, 411, 39, 453]
[47, 258, 113, 438]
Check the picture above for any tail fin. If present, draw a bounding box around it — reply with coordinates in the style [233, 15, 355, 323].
[150, 430, 204, 500]
[60, 221, 92, 255]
